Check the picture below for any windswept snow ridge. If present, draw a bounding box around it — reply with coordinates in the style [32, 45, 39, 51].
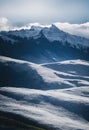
[0, 56, 89, 89]
[0, 87, 89, 130]
[0, 56, 89, 129]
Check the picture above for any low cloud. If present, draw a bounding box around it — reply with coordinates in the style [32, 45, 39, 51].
[0, 17, 10, 31]
[54, 22, 89, 39]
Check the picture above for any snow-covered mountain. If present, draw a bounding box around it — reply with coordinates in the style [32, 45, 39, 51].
[42, 25, 89, 48]
[0, 24, 89, 130]
[0, 24, 89, 48]
[0, 24, 89, 63]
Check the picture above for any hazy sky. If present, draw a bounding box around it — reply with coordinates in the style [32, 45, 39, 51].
[0, 0, 89, 25]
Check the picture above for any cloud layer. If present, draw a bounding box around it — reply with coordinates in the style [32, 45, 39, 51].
[54, 22, 89, 39]
[0, 17, 89, 39]
[0, 17, 10, 31]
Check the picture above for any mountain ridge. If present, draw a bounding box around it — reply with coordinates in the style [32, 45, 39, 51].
[0, 24, 89, 48]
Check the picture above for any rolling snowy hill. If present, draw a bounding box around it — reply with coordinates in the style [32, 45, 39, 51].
[0, 56, 89, 130]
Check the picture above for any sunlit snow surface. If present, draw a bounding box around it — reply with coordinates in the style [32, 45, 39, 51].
[0, 56, 89, 130]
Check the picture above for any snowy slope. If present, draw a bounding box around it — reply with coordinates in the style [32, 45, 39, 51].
[0, 56, 89, 129]
[0, 86, 89, 130]
[41, 59, 89, 76]
[0, 56, 89, 89]
[42, 24, 89, 48]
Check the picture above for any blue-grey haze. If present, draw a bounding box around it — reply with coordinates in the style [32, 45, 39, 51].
[0, 0, 89, 25]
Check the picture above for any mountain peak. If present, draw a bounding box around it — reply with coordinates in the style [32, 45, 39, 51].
[48, 24, 64, 34]
[41, 24, 67, 42]
[51, 24, 58, 29]
[30, 25, 42, 31]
